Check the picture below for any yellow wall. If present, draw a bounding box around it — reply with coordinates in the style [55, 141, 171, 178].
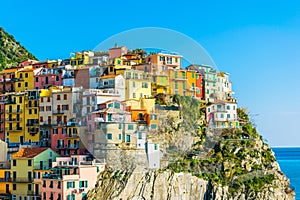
[0, 168, 11, 194]
[11, 159, 33, 196]
[15, 70, 34, 92]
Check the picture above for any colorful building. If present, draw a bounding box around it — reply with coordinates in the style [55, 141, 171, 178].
[4, 90, 40, 147]
[41, 155, 105, 200]
[0, 161, 11, 199]
[10, 148, 59, 200]
[206, 100, 239, 128]
[34, 68, 63, 89]
[115, 69, 152, 100]
[15, 67, 35, 92]
[145, 52, 181, 74]
[0, 68, 20, 94]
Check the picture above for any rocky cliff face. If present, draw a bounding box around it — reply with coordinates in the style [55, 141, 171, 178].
[87, 97, 295, 200]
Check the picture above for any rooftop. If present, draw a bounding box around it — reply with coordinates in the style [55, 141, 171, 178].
[11, 148, 48, 159]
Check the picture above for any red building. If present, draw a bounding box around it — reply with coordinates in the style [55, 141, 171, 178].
[0, 68, 20, 94]
[50, 125, 86, 156]
[34, 68, 63, 89]
[196, 72, 205, 100]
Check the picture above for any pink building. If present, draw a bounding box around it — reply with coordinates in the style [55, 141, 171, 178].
[108, 45, 128, 58]
[41, 155, 105, 200]
[206, 100, 239, 128]
[50, 125, 87, 156]
[34, 68, 63, 89]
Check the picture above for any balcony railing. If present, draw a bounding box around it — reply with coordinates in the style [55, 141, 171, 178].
[12, 177, 33, 183]
[0, 178, 11, 182]
[42, 173, 62, 180]
[68, 144, 79, 149]
[53, 110, 64, 115]
[6, 118, 22, 122]
[26, 123, 39, 127]
[67, 134, 79, 138]
[27, 191, 41, 197]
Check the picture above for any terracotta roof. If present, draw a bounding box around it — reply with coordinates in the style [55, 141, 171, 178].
[11, 148, 48, 159]
[0, 68, 20, 74]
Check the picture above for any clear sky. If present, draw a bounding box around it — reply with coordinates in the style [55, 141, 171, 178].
[1, 0, 300, 146]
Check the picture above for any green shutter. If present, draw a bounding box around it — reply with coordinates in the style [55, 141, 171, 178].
[73, 181, 75, 188]
[85, 180, 88, 188]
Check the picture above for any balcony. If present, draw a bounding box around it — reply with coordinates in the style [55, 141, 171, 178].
[26, 123, 39, 127]
[27, 191, 41, 197]
[28, 128, 39, 134]
[0, 178, 11, 182]
[42, 173, 62, 180]
[56, 145, 66, 149]
[68, 144, 79, 149]
[67, 134, 79, 138]
[6, 118, 22, 122]
[53, 110, 64, 115]
[12, 177, 33, 183]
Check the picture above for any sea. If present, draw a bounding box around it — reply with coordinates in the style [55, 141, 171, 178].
[272, 147, 300, 200]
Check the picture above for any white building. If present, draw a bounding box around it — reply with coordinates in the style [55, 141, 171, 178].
[146, 140, 160, 169]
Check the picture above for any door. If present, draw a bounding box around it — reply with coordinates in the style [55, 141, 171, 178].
[20, 136, 24, 145]
[5, 184, 9, 193]
[35, 184, 39, 195]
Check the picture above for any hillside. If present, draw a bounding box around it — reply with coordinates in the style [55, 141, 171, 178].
[0, 27, 37, 69]
[88, 96, 295, 200]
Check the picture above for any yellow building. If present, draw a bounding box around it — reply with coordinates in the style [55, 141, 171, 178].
[15, 68, 34, 92]
[0, 162, 11, 198]
[70, 51, 93, 66]
[186, 70, 198, 97]
[107, 57, 131, 75]
[11, 148, 59, 200]
[5, 90, 40, 146]
[152, 75, 170, 95]
[116, 69, 152, 100]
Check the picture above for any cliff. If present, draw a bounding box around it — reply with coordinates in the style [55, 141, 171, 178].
[0, 27, 37, 69]
[88, 96, 295, 200]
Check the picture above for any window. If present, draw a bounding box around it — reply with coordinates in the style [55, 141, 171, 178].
[62, 105, 69, 110]
[79, 180, 88, 188]
[28, 160, 32, 166]
[43, 180, 46, 187]
[233, 106, 236, 110]
[154, 144, 158, 150]
[175, 82, 178, 89]
[47, 97, 50, 102]
[13, 184, 16, 190]
[109, 79, 114, 85]
[13, 160, 16, 166]
[175, 57, 178, 63]
[40, 107, 44, 112]
[220, 114, 224, 118]
[40, 116, 43, 123]
[227, 114, 230, 119]
[138, 132, 142, 139]
[34, 109, 37, 114]
[67, 181, 75, 189]
[226, 105, 230, 110]
[118, 124, 122, 129]
[35, 77, 39, 82]
[182, 72, 185, 79]
[150, 124, 157, 130]
[25, 73, 28, 78]
[46, 106, 51, 111]
[18, 83, 21, 88]
[150, 114, 157, 120]
[57, 181, 61, 189]
[192, 73, 195, 78]
[53, 129, 58, 134]
[133, 93, 136, 98]
[108, 103, 113, 108]
[25, 82, 28, 87]
[57, 95, 60, 100]
[126, 135, 130, 142]
[114, 102, 120, 109]
[56, 76, 60, 81]
[107, 133, 112, 140]
[132, 81, 135, 87]
[118, 134, 122, 140]
[49, 181, 53, 188]
[142, 82, 148, 88]
[128, 124, 134, 130]
[28, 184, 32, 191]
[159, 56, 164, 61]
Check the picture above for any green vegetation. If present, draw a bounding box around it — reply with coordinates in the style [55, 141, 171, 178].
[0, 27, 37, 69]
[166, 105, 278, 194]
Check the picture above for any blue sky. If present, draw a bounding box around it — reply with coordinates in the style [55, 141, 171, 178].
[1, 0, 300, 146]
